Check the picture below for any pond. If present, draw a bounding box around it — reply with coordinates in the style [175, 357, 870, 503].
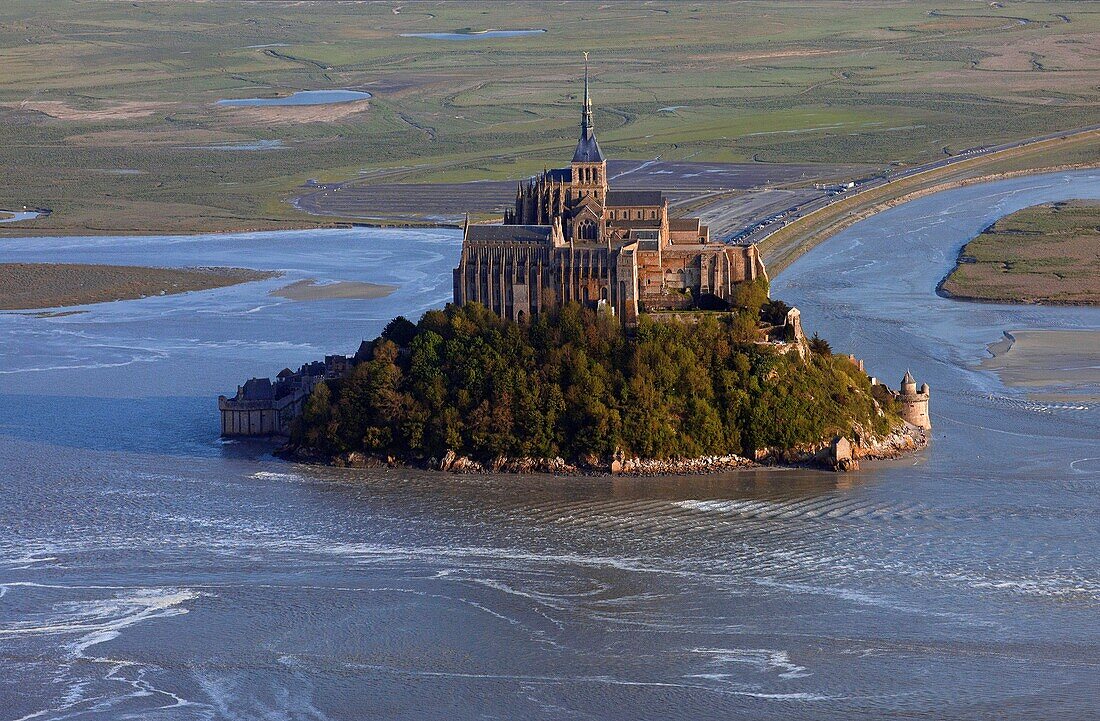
[185, 140, 286, 151]
[401, 29, 546, 40]
[0, 210, 42, 223]
[216, 90, 371, 107]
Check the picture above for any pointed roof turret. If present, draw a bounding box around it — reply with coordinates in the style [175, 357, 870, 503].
[902, 369, 915, 385]
[572, 52, 605, 163]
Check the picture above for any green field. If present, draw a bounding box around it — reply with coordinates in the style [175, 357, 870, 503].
[0, 0, 1097, 235]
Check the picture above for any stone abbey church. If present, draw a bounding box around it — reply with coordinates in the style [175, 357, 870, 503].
[453, 60, 766, 325]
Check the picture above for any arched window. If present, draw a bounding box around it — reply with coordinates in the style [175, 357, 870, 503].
[577, 219, 598, 241]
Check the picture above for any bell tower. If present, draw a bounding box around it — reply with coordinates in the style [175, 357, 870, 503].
[571, 52, 607, 205]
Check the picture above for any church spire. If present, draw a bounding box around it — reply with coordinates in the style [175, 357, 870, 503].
[572, 52, 605, 163]
[581, 51, 593, 139]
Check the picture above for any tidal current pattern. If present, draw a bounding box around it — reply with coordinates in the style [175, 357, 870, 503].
[1, 171, 1099, 719]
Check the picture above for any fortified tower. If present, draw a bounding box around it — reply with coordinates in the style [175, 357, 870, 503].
[897, 370, 931, 429]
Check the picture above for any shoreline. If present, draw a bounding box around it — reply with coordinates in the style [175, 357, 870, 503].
[4, 160, 1090, 241]
[2, 134, 1095, 241]
[279, 423, 928, 477]
[0, 217, 462, 239]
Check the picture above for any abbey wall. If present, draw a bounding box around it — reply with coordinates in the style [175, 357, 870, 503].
[452, 60, 765, 325]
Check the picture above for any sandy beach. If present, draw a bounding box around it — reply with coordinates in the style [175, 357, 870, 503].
[981, 329, 1100, 402]
[270, 278, 397, 301]
[0, 263, 277, 310]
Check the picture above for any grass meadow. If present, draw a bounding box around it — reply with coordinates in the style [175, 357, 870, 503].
[0, 0, 1097, 233]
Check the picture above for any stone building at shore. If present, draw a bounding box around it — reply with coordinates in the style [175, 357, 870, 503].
[452, 58, 766, 325]
[218, 353, 353, 437]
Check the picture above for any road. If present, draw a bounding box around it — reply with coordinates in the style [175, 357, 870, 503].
[734, 123, 1100, 249]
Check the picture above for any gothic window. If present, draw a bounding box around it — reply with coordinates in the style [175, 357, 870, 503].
[577, 219, 598, 241]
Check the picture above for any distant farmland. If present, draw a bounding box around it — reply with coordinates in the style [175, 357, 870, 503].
[0, 0, 1097, 235]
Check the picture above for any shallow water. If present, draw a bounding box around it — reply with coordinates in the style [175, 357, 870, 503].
[0, 210, 42, 223]
[1, 171, 1099, 719]
[185, 140, 286, 151]
[216, 90, 371, 107]
[400, 29, 546, 40]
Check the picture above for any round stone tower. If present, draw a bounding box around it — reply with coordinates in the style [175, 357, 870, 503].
[897, 370, 931, 429]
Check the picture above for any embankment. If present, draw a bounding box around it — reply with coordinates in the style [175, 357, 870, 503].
[760, 127, 1100, 275]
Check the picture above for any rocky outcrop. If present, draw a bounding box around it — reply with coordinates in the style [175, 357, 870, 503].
[753, 422, 928, 472]
[610, 453, 754, 476]
[852, 422, 928, 461]
[280, 421, 927, 476]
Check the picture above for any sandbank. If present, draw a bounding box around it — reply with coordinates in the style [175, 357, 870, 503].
[0, 263, 277, 310]
[270, 278, 397, 301]
[982, 329, 1100, 402]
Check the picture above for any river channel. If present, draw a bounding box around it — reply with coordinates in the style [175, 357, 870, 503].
[1, 170, 1098, 719]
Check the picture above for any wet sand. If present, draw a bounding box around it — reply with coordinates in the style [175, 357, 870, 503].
[270, 278, 397, 301]
[0, 263, 277, 310]
[982, 329, 1100, 401]
[4, 173, 1100, 719]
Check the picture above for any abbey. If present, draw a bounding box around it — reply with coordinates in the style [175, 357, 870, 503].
[453, 59, 766, 325]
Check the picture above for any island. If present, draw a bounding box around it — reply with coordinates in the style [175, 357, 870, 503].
[266, 300, 928, 474]
[940, 200, 1100, 305]
[221, 64, 932, 474]
[0, 263, 277, 310]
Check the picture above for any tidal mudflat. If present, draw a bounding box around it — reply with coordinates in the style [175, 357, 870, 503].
[981, 329, 1100, 402]
[0, 263, 276, 310]
[1, 172, 1099, 719]
[271, 278, 397, 301]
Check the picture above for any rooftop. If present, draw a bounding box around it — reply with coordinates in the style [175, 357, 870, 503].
[466, 224, 553, 243]
[606, 190, 664, 207]
[572, 134, 605, 163]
